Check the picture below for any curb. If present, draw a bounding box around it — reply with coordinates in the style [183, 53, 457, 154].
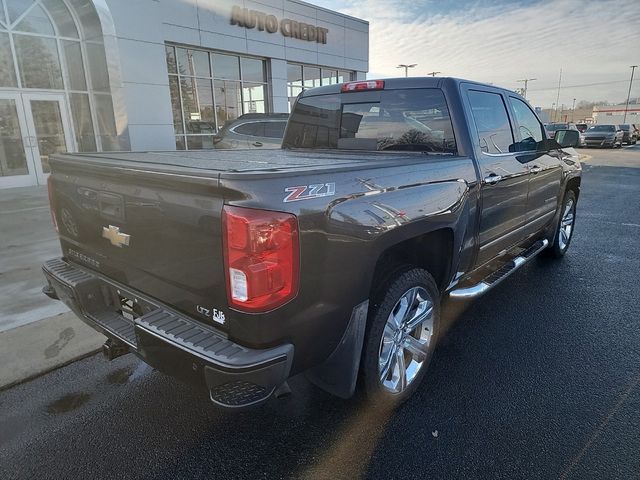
[0, 311, 106, 390]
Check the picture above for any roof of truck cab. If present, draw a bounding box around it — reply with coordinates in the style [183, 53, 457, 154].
[300, 76, 513, 97]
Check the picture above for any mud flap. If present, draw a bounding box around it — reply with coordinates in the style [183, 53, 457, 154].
[305, 300, 369, 399]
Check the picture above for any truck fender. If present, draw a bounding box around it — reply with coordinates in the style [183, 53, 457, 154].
[326, 179, 469, 243]
[326, 179, 470, 291]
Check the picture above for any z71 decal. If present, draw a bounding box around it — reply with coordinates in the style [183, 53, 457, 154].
[283, 183, 336, 203]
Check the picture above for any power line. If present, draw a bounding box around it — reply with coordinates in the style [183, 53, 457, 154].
[528, 79, 629, 92]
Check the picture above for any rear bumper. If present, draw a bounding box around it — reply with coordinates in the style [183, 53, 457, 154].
[42, 258, 293, 408]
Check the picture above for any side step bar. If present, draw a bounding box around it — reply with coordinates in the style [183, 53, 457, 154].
[449, 239, 549, 300]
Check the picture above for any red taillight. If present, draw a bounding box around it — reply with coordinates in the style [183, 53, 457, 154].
[222, 206, 299, 313]
[47, 176, 58, 232]
[341, 80, 385, 92]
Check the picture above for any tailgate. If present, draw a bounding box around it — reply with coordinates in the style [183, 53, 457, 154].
[48, 157, 228, 329]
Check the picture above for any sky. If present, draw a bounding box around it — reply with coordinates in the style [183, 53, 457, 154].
[314, 0, 640, 109]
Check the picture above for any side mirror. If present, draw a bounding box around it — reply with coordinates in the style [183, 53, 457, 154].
[553, 129, 580, 148]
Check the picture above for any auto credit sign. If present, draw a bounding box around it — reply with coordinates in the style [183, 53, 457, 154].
[230, 6, 328, 44]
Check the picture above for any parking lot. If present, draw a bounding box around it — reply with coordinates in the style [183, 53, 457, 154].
[1, 145, 639, 480]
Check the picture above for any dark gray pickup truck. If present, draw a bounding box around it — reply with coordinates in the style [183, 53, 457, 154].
[42, 77, 582, 408]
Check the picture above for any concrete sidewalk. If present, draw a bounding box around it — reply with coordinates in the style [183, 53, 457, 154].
[1, 186, 104, 389]
[0, 311, 105, 389]
[0, 186, 69, 332]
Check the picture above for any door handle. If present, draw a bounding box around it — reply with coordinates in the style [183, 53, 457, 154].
[252, 142, 263, 147]
[483, 174, 502, 185]
[530, 165, 542, 174]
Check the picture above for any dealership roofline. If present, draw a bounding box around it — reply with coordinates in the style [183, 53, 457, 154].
[285, 0, 369, 25]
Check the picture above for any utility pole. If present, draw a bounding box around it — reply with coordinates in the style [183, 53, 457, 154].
[554, 67, 563, 123]
[623, 65, 638, 124]
[427, 71, 441, 77]
[396, 64, 417, 77]
[571, 98, 576, 122]
[517, 78, 536, 99]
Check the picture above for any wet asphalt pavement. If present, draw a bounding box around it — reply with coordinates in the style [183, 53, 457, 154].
[1, 146, 639, 480]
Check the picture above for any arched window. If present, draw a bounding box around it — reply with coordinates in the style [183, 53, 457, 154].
[0, 0, 118, 151]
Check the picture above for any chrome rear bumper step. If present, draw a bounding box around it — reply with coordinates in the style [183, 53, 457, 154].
[449, 239, 549, 300]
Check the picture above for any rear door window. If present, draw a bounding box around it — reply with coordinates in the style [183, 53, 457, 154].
[283, 88, 457, 154]
[467, 90, 515, 154]
[264, 121, 287, 138]
[234, 122, 265, 136]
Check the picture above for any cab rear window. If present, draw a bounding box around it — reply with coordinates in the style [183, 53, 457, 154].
[283, 88, 457, 154]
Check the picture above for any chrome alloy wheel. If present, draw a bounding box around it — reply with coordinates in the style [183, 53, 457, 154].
[558, 198, 575, 250]
[378, 286, 434, 394]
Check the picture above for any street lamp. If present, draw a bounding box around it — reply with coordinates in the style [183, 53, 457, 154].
[551, 103, 556, 122]
[623, 65, 638, 124]
[397, 64, 417, 77]
[571, 98, 576, 122]
[427, 71, 441, 77]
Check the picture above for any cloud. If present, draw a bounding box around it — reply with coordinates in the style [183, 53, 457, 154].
[316, 0, 640, 107]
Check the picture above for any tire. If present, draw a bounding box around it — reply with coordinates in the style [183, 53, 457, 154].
[361, 267, 440, 407]
[547, 190, 577, 258]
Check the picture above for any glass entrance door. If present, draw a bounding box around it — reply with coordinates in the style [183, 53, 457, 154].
[0, 92, 74, 188]
[0, 93, 35, 188]
[22, 93, 75, 186]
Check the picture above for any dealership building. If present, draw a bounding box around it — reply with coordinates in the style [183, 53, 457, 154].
[0, 0, 369, 189]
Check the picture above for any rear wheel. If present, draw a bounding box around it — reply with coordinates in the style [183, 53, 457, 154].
[547, 190, 577, 258]
[361, 268, 440, 407]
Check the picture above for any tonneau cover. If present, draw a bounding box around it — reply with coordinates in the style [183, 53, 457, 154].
[53, 149, 384, 174]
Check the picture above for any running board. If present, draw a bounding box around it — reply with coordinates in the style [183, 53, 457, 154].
[449, 239, 549, 300]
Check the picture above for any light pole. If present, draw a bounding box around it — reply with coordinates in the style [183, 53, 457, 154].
[623, 65, 638, 124]
[551, 103, 556, 122]
[571, 98, 576, 122]
[554, 67, 563, 122]
[517, 78, 536, 99]
[397, 64, 417, 77]
[427, 71, 441, 77]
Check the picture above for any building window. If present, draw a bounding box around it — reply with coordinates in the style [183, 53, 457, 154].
[166, 44, 269, 150]
[0, 0, 115, 153]
[287, 63, 354, 111]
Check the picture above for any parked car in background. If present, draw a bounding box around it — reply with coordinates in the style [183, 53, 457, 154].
[583, 124, 624, 148]
[619, 124, 638, 145]
[545, 122, 577, 136]
[575, 123, 589, 133]
[545, 123, 584, 146]
[213, 113, 289, 149]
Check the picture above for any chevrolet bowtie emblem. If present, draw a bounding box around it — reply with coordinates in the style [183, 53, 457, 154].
[102, 225, 130, 247]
